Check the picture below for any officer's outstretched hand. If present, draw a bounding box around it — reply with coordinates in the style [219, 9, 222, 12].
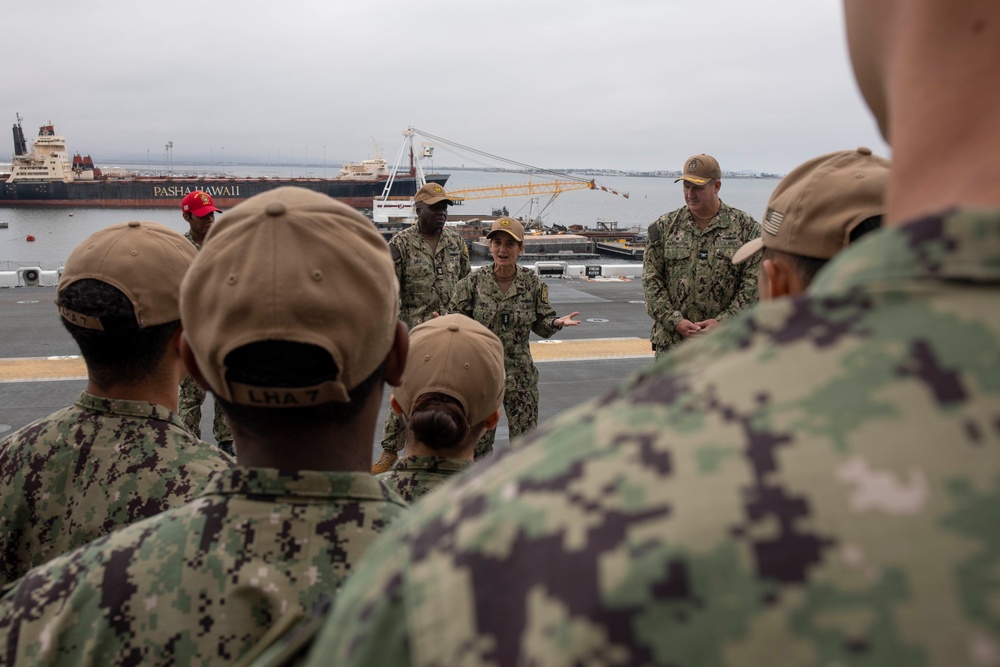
[555, 312, 581, 328]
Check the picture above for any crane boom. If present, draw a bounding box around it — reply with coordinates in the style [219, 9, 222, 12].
[447, 179, 595, 202]
[372, 128, 629, 223]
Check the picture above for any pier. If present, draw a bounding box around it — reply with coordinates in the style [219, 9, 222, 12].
[595, 240, 645, 260]
[469, 233, 598, 261]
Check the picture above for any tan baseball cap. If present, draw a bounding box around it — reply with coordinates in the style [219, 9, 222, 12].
[732, 147, 889, 265]
[674, 154, 721, 185]
[414, 183, 454, 206]
[58, 221, 197, 330]
[180, 186, 399, 407]
[486, 217, 524, 243]
[393, 314, 505, 426]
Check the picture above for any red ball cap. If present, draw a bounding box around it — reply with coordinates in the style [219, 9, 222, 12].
[181, 191, 222, 218]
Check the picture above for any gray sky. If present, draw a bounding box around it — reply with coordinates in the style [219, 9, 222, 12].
[4, 0, 888, 173]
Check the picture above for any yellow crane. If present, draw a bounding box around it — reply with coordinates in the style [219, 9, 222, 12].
[373, 128, 629, 224]
[443, 179, 629, 229]
[447, 179, 598, 203]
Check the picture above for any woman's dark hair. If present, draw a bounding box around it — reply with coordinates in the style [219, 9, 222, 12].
[216, 340, 385, 430]
[57, 279, 179, 387]
[409, 392, 471, 451]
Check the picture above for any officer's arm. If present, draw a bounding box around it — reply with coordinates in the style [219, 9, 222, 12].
[718, 213, 761, 321]
[388, 238, 405, 291]
[459, 241, 471, 279]
[531, 280, 561, 338]
[448, 274, 474, 317]
[642, 219, 685, 333]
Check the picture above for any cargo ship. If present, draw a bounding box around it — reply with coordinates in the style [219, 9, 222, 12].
[0, 116, 447, 210]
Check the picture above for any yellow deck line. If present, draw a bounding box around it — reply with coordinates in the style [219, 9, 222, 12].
[0, 338, 654, 383]
[0, 356, 87, 382]
[529, 337, 652, 361]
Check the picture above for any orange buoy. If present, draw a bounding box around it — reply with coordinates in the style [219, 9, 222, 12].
[26, 235, 35, 242]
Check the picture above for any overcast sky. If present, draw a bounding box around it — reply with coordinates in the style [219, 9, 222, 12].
[4, 0, 888, 174]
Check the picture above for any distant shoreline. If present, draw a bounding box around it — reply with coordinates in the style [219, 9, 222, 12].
[77, 161, 785, 180]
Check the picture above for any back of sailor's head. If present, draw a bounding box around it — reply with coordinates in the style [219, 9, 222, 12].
[180, 186, 399, 412]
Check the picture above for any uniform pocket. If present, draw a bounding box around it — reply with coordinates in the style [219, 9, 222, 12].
[714, 236, 741, 262]
[665, 244, 692, 261]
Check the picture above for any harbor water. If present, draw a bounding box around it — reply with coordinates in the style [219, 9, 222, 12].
[0, 168, 778, 271]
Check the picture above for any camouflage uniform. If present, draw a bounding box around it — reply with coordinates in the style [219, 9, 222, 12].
[377, 455, 473, 504]
[450, 264, 563, 458]
[381, 225, 471, 453]
[179, 230, 233, 446]
[0, 391, 233, 588]
[0, 467, 407, 665]
[643, 201, 760, 355]
[389, 224, 471, 330]
[303, 209, 1000, 666]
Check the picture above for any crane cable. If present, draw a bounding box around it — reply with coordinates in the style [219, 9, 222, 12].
[409, 128, 593, 184]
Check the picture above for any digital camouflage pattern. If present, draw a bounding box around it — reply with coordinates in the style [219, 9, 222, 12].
[178, 374, 233, 443]
[450, 264, 562, 457]
[643, 201, 760, 353]
[0, 391, 233, 588]
[381, 225, 471, 453]
[388, 224, 471, 330]
[0, 467, 407, 666]
[180, 230, 233, 445]
[376, 455, 473, 503]
[303, 209, 1000, 666]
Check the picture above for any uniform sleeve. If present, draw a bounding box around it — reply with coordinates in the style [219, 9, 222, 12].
[716, 211, 760, 321]
[301, 526, 414, 666]
[459, 241, 471, 279]
[642, 215, 685, 333]
[449, 273, 475, 318]
[531, 274, 562, 339]
[388, 234, 406, 292]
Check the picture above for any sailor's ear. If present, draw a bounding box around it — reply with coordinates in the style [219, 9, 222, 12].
[484, 408, 501, 430]
[179, 332, 210, 390]
[383, 321, 409, 388]
[763, 256, 807, 299]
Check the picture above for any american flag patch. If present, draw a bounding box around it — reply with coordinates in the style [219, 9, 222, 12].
[763, 208, 784, 236]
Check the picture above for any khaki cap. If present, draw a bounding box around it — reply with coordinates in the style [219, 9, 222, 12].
[58, 221, 196, 330]
[414, 183, 454, 206]
[394, 314, 505, 426]
[674, 154, 721, 185]
[180, 186, 399, 407]
[732, 147, 889, 265]
[486, 217, 524, 243]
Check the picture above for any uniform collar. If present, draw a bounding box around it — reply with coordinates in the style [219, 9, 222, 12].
[75, 391, 183, 428]
[201, 466, 406, 504]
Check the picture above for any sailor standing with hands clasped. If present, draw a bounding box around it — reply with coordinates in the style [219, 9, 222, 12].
[642, 154, 760, 357]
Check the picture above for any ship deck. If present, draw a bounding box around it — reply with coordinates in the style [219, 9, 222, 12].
[0, 274, 655, 460]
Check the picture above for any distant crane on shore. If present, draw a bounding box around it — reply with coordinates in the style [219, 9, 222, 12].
[373, 127, 628, 226]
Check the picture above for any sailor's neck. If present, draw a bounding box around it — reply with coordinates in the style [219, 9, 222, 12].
[691, 212, 717, 229]
[494, 265, 517, 280]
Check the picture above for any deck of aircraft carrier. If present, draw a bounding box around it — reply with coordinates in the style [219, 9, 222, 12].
[0, 271, 656, 461]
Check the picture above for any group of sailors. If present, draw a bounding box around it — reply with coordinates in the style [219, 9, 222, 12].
[1, 1, 999, 662]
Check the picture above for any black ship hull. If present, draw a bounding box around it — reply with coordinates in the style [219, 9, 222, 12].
[0, 174, 449, 210]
